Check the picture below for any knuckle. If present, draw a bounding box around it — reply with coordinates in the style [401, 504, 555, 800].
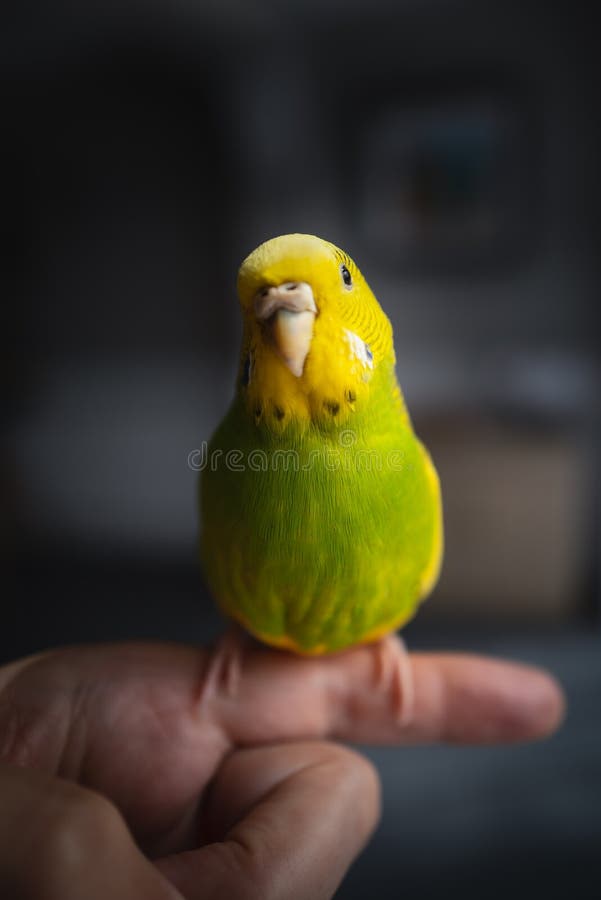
[317, 743, 382, 829]
[313, 739, 374, 776]
[343, 745, 380, 790]
[214, 841, 267, 900]
[40, 785, 125, 876]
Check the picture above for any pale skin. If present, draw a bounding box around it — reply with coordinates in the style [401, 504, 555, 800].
[0, 631, 565, 900]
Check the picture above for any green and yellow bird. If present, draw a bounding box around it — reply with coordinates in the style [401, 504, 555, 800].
[200, 234, 442, 655]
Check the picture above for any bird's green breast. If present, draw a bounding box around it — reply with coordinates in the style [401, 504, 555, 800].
[200, 366, 442, 653]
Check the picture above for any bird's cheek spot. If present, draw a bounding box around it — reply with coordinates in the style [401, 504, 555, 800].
[324, 400, 340, 416]
[274, 406, 285, 421]
[344, 329, 374, 371]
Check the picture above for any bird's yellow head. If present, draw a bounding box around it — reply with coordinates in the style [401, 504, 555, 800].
[236, 234, 397, 429]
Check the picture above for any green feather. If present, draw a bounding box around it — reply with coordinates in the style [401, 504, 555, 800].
[200, 358, 441, 653]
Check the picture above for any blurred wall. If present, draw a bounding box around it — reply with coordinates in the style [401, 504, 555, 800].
[2, 0, 599, 621]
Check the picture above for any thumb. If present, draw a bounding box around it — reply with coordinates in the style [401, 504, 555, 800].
[156, 741, 380, 900]
[0, 762, 179, 900]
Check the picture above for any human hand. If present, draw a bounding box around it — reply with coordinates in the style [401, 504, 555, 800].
[0, 632, 564, 899]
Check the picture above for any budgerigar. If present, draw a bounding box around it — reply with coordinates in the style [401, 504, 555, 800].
[200, 234, 442, 654]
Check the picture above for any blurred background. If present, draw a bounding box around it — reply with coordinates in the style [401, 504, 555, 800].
[2, 0, 599, 897]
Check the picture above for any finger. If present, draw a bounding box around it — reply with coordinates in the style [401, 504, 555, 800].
[156, 741, 380, 900]
[1, 635, 565, 776]
[0, 633, 564, 861]
[205, 633, 565, 746]
[0, 762, 180, 900]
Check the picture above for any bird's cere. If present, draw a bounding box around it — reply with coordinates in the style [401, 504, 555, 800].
[254, 282, 317, 378]
[253, 281, 317, 320]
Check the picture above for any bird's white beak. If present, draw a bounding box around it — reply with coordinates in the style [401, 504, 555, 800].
[254, 282, 317, 377]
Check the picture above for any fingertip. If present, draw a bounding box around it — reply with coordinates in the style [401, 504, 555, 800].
[407, 653, 569, 747]
[518, 668, 567, 741]
[472, 659, 568, 744]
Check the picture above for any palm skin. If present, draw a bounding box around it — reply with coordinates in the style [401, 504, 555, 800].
[0, 632, 564, 900]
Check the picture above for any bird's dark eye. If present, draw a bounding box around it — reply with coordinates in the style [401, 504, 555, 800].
[340, 264, 353, 288]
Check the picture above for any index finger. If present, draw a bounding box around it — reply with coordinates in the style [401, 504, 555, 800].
[203, 632, 565, 747]
[0, 634, 565, 780]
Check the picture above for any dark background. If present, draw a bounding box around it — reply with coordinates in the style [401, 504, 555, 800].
[2, 1, 600, 898]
